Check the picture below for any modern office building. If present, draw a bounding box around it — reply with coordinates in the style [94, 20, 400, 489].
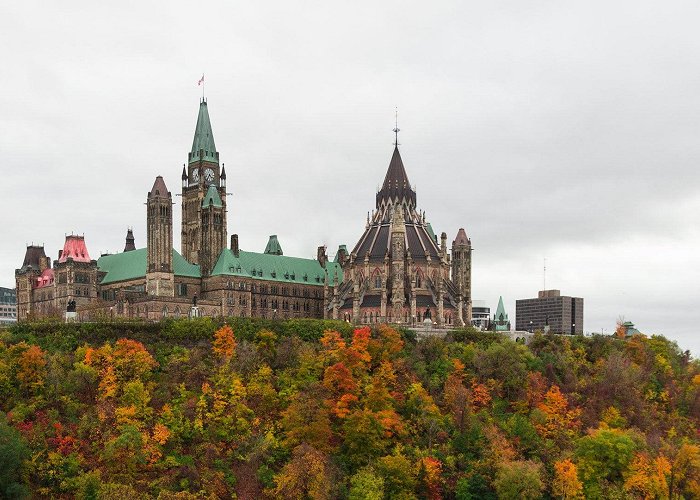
[471, 300, 490, 330]
[0, 287, 17, 324]
[515, 289, 583, 334]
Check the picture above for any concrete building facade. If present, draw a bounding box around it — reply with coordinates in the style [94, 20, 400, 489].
[515, 289, 584, 334]
[0, 287, 17, 324]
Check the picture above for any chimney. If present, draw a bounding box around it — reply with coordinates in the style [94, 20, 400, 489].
[440, 232, 447, 253]
[231, 234, 239, 257]
[317, 245, 328, 268]
[58, 249, 63, 260]
[337, 245, 348, 265]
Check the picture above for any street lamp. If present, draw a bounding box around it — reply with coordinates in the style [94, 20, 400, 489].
[529, 320, 533, 333]
[572, 323, 575, 334]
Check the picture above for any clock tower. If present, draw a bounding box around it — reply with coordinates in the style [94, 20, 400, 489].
[181, 99, 227, 266]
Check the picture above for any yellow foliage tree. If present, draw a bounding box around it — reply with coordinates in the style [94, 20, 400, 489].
[624, 452, 670, 499]
[552, 459, 584, 499]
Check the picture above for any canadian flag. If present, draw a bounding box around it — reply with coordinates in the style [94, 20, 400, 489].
[198, 74, 204, 86]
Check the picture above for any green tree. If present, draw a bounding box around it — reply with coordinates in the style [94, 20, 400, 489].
[493, 460, 544, 500]
[575, 428, 639, 496]
[348, 466, 384, 500]
[0, 415, 30, 498]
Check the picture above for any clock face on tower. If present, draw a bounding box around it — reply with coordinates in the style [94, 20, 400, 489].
[204, 168, 215, 184]
[191, 168, 199, 183]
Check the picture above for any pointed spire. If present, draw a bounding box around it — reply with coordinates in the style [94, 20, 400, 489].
[181, 165, 187, 180]
[494, 296, 508, 320]
[376, 145, 416, 209]
[189, 99, 218, 164]
[453, 228, 470, 246]
[149, 176, 170, 198]
[220, 163, 226, 179]
[124, 228, 136, 252]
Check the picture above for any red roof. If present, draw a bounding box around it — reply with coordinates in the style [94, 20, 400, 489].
[35, 268, 54, 288]
[59, 235, 92, 263]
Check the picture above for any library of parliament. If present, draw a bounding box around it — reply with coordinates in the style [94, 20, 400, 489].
[15, 98, 472, 326]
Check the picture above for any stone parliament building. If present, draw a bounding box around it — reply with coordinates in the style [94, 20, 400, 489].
[15, 99, 472, 326]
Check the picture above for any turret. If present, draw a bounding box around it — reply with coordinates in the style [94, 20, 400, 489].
[146, 176, 174, 296]
[451, 228, 472, 325]
[124, 228, 136, 252]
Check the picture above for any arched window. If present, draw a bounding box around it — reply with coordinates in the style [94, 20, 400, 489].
[416, 273, 422, 288]
[374, 274, 382, 289]
[174, 306, 181, 319]
[162, 306, 168, 318]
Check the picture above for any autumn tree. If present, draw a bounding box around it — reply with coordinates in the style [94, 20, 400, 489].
[212, 324, 237, 360]
[668, 443, 700, 499]
[533, 385, 581, 446]
[280, 385, 333, 453]
[623, 452, 670, 499]
[272, 444, 336, 499]
[444, 359, 471, 432]
[15, 343, 47, 394]
[552, 458, 584, 499]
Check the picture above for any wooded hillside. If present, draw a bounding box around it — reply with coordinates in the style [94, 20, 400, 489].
[0, 319, 698, 499]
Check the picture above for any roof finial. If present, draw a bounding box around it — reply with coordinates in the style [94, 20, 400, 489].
[393, 106, 400, 147]
[198, 73, 205, 101]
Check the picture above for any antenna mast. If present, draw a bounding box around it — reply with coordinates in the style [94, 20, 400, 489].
[543, 257, 546, 291]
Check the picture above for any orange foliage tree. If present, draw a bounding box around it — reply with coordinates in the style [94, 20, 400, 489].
[552, 458, 584, 499]
[212, 324, 237, 360]
[534, 385, 581, 443]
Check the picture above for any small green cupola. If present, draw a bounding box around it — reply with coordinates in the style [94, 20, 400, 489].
[189, 99, 218, 164]
[492, 296, 511, 331]
[264, 235, 283, 255]
[202, 184, 223, 208]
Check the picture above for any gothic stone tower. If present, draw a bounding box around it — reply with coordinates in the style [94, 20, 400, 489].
[181, 99, 227, 270]
[146, 176, 174, 297]
[200, 185, 227, 277]
[451, 228, 472, 325]
[15, 245, 50, 321]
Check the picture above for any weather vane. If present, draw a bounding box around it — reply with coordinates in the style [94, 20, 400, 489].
[393, 106, 400, 147]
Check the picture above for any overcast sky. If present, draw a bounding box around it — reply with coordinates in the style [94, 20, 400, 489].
[2, 1, 699, 354]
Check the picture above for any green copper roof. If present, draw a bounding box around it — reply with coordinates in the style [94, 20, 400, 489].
[494, 296, 508, 321]
[190, 100, 217, 164]
[264, 235, 283, 255]
[212, 247, 343, 286]
[426, 223, 436, 242]
[202, 185, 223, 208]
[97, 248, 200, 285]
